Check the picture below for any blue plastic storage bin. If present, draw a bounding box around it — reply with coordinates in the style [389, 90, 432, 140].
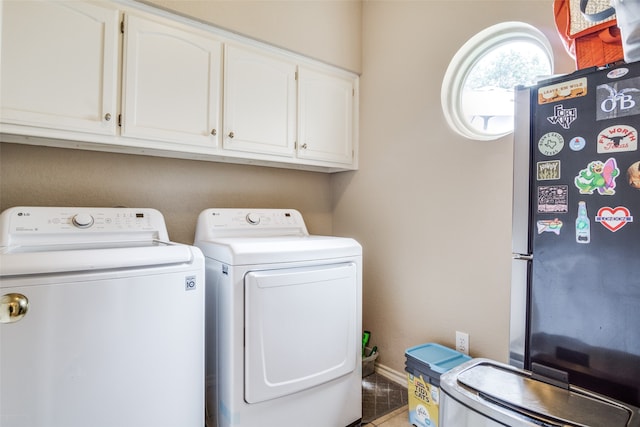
[405, 343, 471, 427]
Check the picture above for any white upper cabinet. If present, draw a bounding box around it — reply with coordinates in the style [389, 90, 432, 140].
[222, 44, 297, 157]
[122, 14, 222, 148]
[0, 0, 358, 172]
[0, 1, 119, 135]
[297, 66, 356, 165]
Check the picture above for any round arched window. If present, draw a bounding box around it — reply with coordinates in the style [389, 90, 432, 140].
[442, 22, 554, 140]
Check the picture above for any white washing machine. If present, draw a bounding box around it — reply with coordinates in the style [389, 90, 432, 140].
[194, 208, 362, 427]
[0, 206, 205, 427]
[440, 358, 640, 427]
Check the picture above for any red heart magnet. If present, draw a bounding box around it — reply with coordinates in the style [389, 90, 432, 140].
[595, 206, 633, 232]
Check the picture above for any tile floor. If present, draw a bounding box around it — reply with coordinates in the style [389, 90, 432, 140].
[362, 372, 409, 426]
[365, 406, 410, 427]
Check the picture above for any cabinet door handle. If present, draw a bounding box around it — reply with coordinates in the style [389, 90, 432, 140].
[228, 132, 235, 139]
[1, 293, 29, 324]
[301, 143, 308, 149]
[104, 113, 112, 121]
[211, 129, 217, 136]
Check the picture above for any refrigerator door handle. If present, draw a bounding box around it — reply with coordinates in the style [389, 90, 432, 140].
[512, 253, 533, 261]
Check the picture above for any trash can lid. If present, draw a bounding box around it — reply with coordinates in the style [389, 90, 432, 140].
[405, 343, 471, 376]
[442, 359, 639, 427]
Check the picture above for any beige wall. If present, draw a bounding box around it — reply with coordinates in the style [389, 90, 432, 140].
[0, 145, 333, 243]
[333, 0, 575, 373]
[1, 0, 577, 377]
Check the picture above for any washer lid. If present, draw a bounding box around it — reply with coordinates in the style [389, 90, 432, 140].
[456, 362, 634, 427]
[1, 242, 196, 276]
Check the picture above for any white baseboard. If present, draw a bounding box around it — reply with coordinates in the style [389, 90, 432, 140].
[374, 362, 407, 388]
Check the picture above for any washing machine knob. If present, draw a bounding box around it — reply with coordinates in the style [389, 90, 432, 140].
[72, 213, 94, 229]
[246, 213, 260, 225]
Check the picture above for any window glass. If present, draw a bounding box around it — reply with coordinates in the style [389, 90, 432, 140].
[442, 22, 553, 140]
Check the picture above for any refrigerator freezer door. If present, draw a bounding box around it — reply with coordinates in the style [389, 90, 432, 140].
[509, 258, 528, 368]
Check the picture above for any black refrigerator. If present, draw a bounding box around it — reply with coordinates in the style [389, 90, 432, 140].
[511, 61, 640, 408]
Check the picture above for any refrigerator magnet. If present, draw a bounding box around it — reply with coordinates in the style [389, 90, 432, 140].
[537, 160, 561, 181]
[575, 201, 591, 244]
[574, 158, 619, 195]
[627, 161, 640, 189]
[546, 105, 578, 130]
[537, 185, 569, 214]
[596, 77, 640, 121]
[595, 206, 633, 232]
[538, 77, 587, 105]
[597, 125, 638, 154]
[538, 132, 564, 156]
[536, 218, 563, 235]
[569, 136, 586, 151]
[606, 67, 629, 79]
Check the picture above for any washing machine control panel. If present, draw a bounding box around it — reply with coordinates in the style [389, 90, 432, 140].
[198, 209, 309, 237]
[0, 207, 170, 245]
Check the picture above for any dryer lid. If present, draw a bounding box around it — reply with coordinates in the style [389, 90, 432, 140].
[195, 235, 361, 265]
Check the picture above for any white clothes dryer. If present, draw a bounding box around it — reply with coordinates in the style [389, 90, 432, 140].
[0, 207, 205, 427]
[194, 208, 362, 427]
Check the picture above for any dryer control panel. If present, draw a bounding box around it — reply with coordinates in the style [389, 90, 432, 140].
[195, 209, 309, 238]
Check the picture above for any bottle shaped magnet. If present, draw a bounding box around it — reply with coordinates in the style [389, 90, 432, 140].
[575, 201, 591, 244]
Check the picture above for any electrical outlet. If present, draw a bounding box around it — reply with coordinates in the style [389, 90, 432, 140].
[456, 331, 469, 355]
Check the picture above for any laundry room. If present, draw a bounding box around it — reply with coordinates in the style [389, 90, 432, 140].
[3, 0, 640, 426]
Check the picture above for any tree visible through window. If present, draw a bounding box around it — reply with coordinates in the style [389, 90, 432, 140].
[463, 42, 551, 133]
[442, 22, 554, 141]
[465, 43, 550, 90]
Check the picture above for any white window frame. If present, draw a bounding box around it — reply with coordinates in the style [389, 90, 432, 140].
[441, 22, 554, 141]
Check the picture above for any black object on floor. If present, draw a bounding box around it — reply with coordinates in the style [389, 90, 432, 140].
[362, 372, 408, 424]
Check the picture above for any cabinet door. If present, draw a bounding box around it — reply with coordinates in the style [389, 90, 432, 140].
[0, 1, 119, 135]
[297, 66, 356, 165]
[223, 45, 296, 157]
[122, 14, 221, 148]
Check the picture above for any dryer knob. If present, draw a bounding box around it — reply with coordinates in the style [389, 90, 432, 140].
[72, 213, 94, 229]
[246, 213, 260, 225]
